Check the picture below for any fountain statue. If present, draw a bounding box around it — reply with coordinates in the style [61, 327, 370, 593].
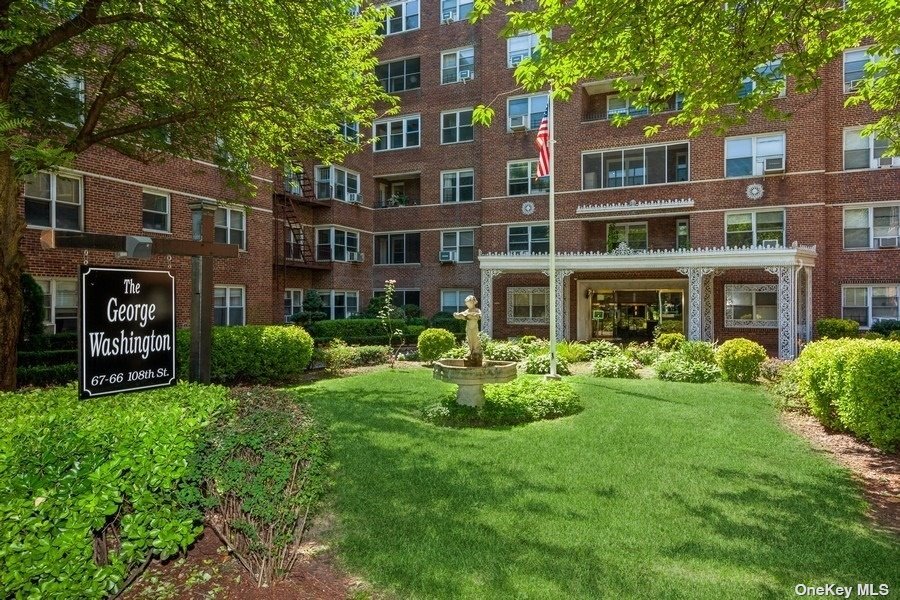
[453, 295, 483, 367]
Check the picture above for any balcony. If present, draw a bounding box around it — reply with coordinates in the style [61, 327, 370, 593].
[374, 172, 421, 209]
[582, 89, 683, 123]
[376, 194, 421, 209]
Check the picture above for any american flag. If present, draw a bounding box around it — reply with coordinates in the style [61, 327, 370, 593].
[534, 105, 550, 178]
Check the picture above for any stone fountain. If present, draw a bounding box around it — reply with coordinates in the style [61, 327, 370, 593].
[432, 295, 517, 406]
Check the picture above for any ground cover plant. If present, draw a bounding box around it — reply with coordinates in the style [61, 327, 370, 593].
[296, 369, 898, 599]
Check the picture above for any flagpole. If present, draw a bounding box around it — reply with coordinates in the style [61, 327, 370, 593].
[547, 85, 558, 379]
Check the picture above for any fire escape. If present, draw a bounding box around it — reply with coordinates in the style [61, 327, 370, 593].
[275, 167, 331, 270]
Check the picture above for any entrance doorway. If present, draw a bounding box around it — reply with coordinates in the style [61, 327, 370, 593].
[589, 289, 683, 342]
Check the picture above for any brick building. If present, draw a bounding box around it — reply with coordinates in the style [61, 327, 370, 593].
[20, 3, 900, 359]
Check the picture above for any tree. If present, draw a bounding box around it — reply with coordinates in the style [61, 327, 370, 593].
[0, 0, 394, 389]
[472, 0, 899, 151]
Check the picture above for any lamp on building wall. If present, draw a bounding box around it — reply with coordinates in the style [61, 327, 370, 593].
[585, 287, 594, 299]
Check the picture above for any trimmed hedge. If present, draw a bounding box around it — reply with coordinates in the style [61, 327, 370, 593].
[17, 348, 78, 367]
[816, 318, 859, 339]
[715, 338, 767, 383]
[870, 319, 900, 336]
[18, 332, 78, 352]
[16, 363, 77, 387]
[306, 318, 437, 346]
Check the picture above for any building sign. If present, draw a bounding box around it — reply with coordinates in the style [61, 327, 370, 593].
[79, 267, 176, 398]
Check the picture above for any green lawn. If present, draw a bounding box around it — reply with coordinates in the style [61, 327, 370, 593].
[295, 368, 899, 599]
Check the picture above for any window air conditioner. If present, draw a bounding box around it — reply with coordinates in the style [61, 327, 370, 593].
[509, 54, 527, 67]
[458, 70, 473, 82]
[761, 239, 779, 248]
[347, 251, 365, 262]
[847, 78, 862, 91]
[441, 11, 455, 23]
[347, 193, 361, 204]
[876, 236, 899, 248]
[439, 250, 457, 263]
[876, 156, 900, 168]
[763, 156, 785, 173]
[508, 115, 527, 131]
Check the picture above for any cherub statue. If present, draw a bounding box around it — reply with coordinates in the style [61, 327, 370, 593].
[453, 295, 482, 367]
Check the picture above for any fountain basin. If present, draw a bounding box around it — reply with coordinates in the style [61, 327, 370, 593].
[433, 359, 518, 406]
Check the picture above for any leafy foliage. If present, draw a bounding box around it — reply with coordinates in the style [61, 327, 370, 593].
[655, 333, 686, 352]
[760, 358, 791, 383]
[556, 340, 591, 363]
[870, 319, 900, 336]
[418, 328, 459, 364]
[623, 342, 660, 366]
[483, 341, 526, 362]
[524, 353, 572, 376]
[592, 355, 639, 379]
[655, 353, 721, 383]
[429, 312, 467, 335]
[322, 339, 356, 376]
[678, 341, 717, 365]
[439, 345, 469, 360]
[715, 338, 768, 383]
[306, 318, 418, 346]
[18, 273, 44, 343]
[816, 318, 860, 339]
[585, 339, 623, 360]
[15, 363, 76, 387]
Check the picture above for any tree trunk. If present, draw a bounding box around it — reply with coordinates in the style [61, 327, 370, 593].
[0, 151, 25, 390]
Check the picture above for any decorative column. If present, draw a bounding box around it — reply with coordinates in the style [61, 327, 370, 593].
[804, 267, 813, 342]
[677, 267, 717, 341]
[480, 269, 503, 338]
[556, 270, 574, 342]
[765, 265, 797, 359]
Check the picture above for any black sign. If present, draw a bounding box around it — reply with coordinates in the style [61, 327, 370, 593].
[79, 267, 176, 398]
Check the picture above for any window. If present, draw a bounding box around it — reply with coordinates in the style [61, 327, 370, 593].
[582, 142, 689, 189]
[441, 47, 474, 84]
[23, 171, 82, 230]
[284, 289, 303, 323]
[214, 207, 245, 249]
[441, 169, 475, 203]
[843, 47, 881, 92]
[142, 191, 169, 232]
[844, 205, 900, 249]
[374, 232, 421, 264]
[374, 289, 421, 308]
[316, 227, 360, 261]
[507, 31, 538, 67]
[843, 285, 900, 328]
[508, 225, 549, 254]
[56, 75, 85, 127]
[381, 0, 419, 35]
[318, 290, 359, 319]
[373, 115, 420, 151]
[441, 230, 475, 262]
[375, 57, 421, 92]
[725, 210, 785, 247]
[508, 161, 549, 196]
[441, 0, 472, 21]
[676, 219, 690, 250]
[441, 109, 474, 144]
[607, 222, 648, 251]
[606, 95, 649, 118]
[441, 289, 473, 313]
[738, 59, 785, 98]
[214, 286, 245, 326]
[843, 127, 892, 170]
[725, 133, 785, 177]
[725, 284, 778, 328]
[340, 122, 360, 140]
[507, 94, 548, 130]
[315, 165, 360, 201]
[34, 279, 77, 333]
[507, 287, 549, 324]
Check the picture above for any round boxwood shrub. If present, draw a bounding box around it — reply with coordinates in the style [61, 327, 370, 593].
[592, 354, 639, 379]
[524, 353, 572, 375]
[586, 340, 622, 360]
[656, 333, 686, 352]
[484, 341, 526, 362]
[418, 328, 458, 363]
[816, 318, 859, 339]
[655, 353, 721, 383]
[715, 338, 768, 383]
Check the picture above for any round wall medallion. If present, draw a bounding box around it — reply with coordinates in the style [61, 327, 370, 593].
[746, 183, 764, 201]
[522, 201, 535, 215]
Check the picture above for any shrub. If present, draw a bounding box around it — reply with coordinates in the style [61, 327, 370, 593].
[816, 318, 859, 339]
[586, 339, 622, 360]
[793, 339, 847, 429]
[654, 320, 684, 337]
[0, 383, 231, 599]
[656, 333, 686, 352]
[715, 338, 768, 383]
[760, 357, 791, 383]
[406, 325, 427, 339]
[402, 304, 422, 318]
[519, 336, 549, 356]
[322, 339, 355, 375]
[592, 354, 639, 379]
[556, 340, 591, 363]
[771, 361, 805, 411]
[439, 345, 469, 359]
[524, 353, 572, 376]
[307, 318, 406, 344]
[655, 353, 721, 383]
[190, 388, 327, 586]
[418, 328, 458, 363]
[19, 273, 45, 344]
[678, 340, 717, 365]
[890, 331, 900, 341]
[483, 341, 526, 362]
[624, 342, 660, 366]
[17, 348, 78, 367]
[18, 332, 78, 352]
[429, 311, 466, 334]
[870, 319, 900, 336]
[16, 363, 77, 387]
[353, 345, 391, 366]
[861, 331, 884, 340]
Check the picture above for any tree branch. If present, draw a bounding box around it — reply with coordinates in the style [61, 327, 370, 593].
[78, 45, 134, 141]
[66, 108, 202, 153]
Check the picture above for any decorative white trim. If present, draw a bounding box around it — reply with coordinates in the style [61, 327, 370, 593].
[576, 198, 694, 214]
[676, 267, 718, 340]
[480, 269, 502, 336]
[507, 286, 550, 325]
[724, 283, 778, 328]
[765, 266, 797, 359]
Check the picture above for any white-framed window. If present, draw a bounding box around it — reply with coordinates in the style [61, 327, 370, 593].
[375, 57, 421, 92]
[738, 59, 785, 98]
[315, 165, 360, 201]
[374, 232, 421, 264]
[582, 142, 689, 189]
[441, 109, 474, 144]
[441, 169, 475, 203]
[318, 290, 359, 319]
[507, 160, 549, 196]
[316, 227, 360, 261]
[214, 286, 245, 326]
[57, 75, 85, 127]
[606, 95, 649, 118]
[725, 133, 785, 177]
[843, 285, 900, 328]
[441, 289, 473, 313]
[34, 278, 77, 333]
[374, 288, 421, 308]
[284, 289, 304, 323]
[507, 31, 538, 67]
[507, 94, 548, 131]
[440, 0, 472, 21]
[725, 210, 785, 247]
[373, 115, 420, 151]
[843, 204, 900, 249]
[606, 222, 648, 251]
[725, 284, 778, 328]
[508, 224, 549, 254]
[843, 127, 893, 170]
[142, 190, 170, 232]
[843, 47, 879, 92]
[441, 47, 475, 84]
[340, 122, 360, 140]
[441, 230, 475, 262]
[676, 218, 690, 250]
[381, 0, 419, 35]
[214, 207, 246, 249]
[507, 287, 549, 324]
[23, 171, 83, 231]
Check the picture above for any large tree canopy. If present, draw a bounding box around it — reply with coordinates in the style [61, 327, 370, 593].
[473, 0, 899, 152]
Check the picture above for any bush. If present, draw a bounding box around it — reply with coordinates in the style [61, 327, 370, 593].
[402, 304, 422, 318]
[483, 341, 526, 362]
[524, 353, 572, 376]
[18, 332, 78, 352]
[190, 387, 327, 586]
[771, 361, 805, 411]
[586, 339, 622, 360]
[793, 339, 847, 429]
[439, 345, 469, 359]
[678, 340, 717, 365]
[176, 325, 314, 384]
[890, 331, 900, 341]
[423, 376, 582, 426]
[870, 319, 900, 336]
[715, 338, 767, 383]
[816, 318, 859, 339]
[418, 328, 458, 363]
[861, 331, 884, 340]
[655, 353, 721, 383]
[592, 354, 639, 379]
[307, 318, 406, 344]
[624, 342, 660, 366]
[353, 345, 391, 366]
[19, 273, 45, 344]
[322, 339, 355, 375]
[429, 311, 466, 334]
[17, 348, 78, 367]
[16, 363, 77, 387]
[654, 320, 684, 336]
[656, 333, 686, 352]
[556, 340, 591, 363]
[519, 336, 549, 356]
[760, 357, 791, 383]
[0, 383, 231, 599]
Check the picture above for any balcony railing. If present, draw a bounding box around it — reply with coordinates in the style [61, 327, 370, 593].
[376, 195, 421, 208]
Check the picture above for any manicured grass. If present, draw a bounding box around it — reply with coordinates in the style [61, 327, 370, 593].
[295, 369, 899, 599]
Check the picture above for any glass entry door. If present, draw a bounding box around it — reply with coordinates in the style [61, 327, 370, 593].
[589, 288, 684, 340]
